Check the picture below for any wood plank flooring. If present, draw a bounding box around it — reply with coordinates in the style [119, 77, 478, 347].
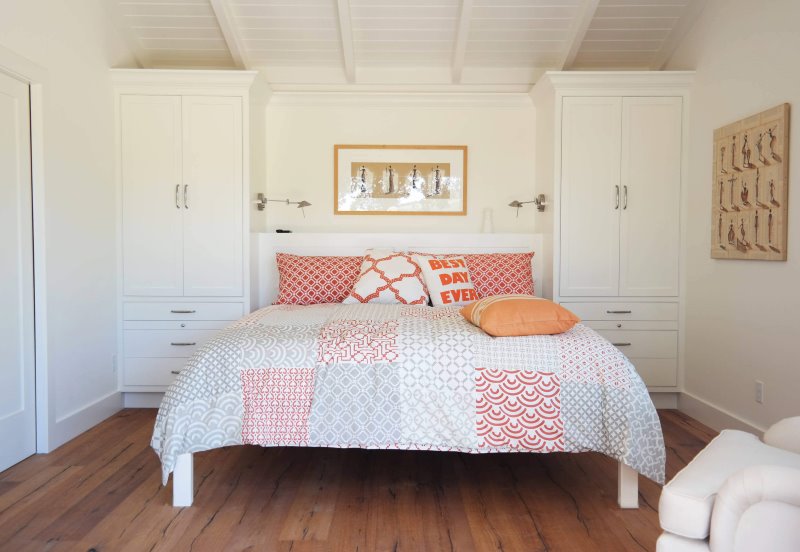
[0, 409, 716, 551]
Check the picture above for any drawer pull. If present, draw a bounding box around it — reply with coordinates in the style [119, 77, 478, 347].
[612, 342, 632, 347]
[170, 342, 196, 346]
[606, 310, 632, 314]
[171, 370, 182, 375]
[170, 309, 197, 314]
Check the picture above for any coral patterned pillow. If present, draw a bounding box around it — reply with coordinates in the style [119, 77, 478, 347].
[275, 253, 362, 305]
[343, 249, 428, 305]
[462, 252, 535, 297]
[414, 255, 478, 307]
[407, 251, 535, 298]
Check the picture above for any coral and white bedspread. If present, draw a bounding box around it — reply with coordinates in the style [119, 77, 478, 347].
[152, 304, 665, 484]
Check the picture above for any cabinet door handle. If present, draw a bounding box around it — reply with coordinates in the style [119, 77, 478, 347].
[170, 342, 196, 346]
[175, 184, 180, 209]
[615, 185, 620, 210]
[606, 310, 632, 314]
[170, 309, 196, 314]
[183, 184, 189, 209]
[612, 342, 632, 347]
[623, 185, 628, 210]
[171, 370, 182, 375]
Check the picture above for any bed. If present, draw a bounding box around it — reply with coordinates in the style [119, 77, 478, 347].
[151, 233, 665, 509]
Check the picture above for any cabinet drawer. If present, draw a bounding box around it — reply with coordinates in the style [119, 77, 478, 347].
[124, 357, 185, 387]
[583, 320, 678, 331]
[124, 329, 219, 358]
[630, 358, 677, 388]
[124, 320, 232, 331]
[123, 302, 244, 321]
[562, 302, 677, 321]
[594, 330, 677, 359]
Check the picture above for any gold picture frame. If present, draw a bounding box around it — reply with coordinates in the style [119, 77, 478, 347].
[711, 104, 790, 260]
[334, 144, 468, 216]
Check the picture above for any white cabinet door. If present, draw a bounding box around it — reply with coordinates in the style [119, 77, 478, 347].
[0, 73, 35, 471]
[121, 95, 183, 296]
[560, 97, 622, 297]
[619, 97, 682, 296]
[181, 96, 243, 297]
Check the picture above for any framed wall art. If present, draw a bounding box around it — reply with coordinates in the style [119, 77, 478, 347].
[334, 144, 467, 215]
[711, 103, 790, 260]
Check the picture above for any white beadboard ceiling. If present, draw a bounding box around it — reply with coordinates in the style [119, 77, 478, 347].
[113, 0, 705, 87]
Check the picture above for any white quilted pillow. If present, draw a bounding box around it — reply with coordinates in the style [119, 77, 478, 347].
[343, 249, 429, 305]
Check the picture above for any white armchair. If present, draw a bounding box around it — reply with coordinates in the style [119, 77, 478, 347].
[657, 417, 800, 552]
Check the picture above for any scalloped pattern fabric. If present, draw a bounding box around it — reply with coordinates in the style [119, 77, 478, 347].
[476, 368, 564, 451]
[275, 253, 362, 305]
[343, 249, 428, 305]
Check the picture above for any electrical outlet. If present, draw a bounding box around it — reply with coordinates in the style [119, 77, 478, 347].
[755, 380, 765, 404]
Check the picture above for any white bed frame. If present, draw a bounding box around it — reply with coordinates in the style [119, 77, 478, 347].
[172, 232, 639, 509]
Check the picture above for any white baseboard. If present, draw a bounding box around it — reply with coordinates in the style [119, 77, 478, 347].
[48, 391, 123, 452]
[678, 391, 766, 436]
[650, 392, 679, 409]
[124, 392, 164, 408]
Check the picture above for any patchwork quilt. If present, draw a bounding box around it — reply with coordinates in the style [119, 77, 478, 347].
[152, 304, 665, 485]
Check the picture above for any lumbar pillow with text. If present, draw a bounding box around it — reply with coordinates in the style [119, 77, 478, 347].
[343, 249, 429, 305]
[414, 255, 478, 307]
[460, 295, 580, 336]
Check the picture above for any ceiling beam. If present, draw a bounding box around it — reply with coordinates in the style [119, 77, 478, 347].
[210, 0, 250, 69]
[336, 0, 356, 83]
[556, 0, 600, 70]
[451, 0, 474, 84]
[649, 0, 708, 69]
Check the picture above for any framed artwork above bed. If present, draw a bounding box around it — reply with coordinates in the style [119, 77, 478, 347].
[334, 144, 467, 216]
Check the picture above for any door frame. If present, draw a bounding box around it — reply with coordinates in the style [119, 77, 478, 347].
[0, 45, 51, 453]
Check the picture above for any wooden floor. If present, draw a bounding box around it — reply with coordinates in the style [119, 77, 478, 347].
[0, 409, 715, 552]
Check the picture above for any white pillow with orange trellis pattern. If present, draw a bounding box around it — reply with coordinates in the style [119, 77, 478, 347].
[343, 249, 429, 305]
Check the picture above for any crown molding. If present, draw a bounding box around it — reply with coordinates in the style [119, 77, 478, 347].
[266, 89, 534, 108]
[536, 70, 695, 92]
[110, 68, 257, 91]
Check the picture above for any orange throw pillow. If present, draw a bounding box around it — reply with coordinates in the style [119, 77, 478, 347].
[460, 295, 580, 337]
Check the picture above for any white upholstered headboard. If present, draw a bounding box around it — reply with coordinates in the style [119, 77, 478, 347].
[251, 232, 546, 309]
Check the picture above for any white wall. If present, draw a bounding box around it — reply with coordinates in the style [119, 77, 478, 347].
[260, 95, 538, 236]
[0, 0, 135, 449]
[667, 0, 800, 430]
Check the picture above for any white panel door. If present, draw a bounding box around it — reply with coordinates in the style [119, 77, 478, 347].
[0, 72, 35, 471]
[560, 96, 622, 297]
[181, 96, 243, 297]
[121, 95, 183, 296]
[619, 97, 682, 296]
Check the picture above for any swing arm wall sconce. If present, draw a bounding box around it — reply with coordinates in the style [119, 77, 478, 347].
[508, 194, 546, 216]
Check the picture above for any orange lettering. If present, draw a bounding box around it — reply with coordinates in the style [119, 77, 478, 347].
[439, 273, 453, 285]
[429, 259, 443, 270]
[440, 291, 453, 304]
[452, 271, 468, 284]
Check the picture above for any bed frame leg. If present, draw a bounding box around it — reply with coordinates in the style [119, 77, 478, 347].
[617, 461, 639, 509]
[173, 453, 194, 507]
